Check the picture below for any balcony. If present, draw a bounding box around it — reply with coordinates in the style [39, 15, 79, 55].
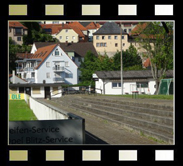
[24, 67, 34, 72]
[53, 77, 65, 82]
[16, 67, 24, 73]
[53, 66, 65, 72]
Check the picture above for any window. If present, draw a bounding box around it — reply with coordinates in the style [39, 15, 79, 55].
[96, 36, 99, 40]
[96, 43, 100, 47]
[129, 29, 132, 32]
[66, 36, 69, 40]
[15, 28, 22, 35]
[65, 73, 73, 78]
[46, 73, 50, 78]
[123, 43, 125, 46]
[46, 62, 50, 67]
[108, 36, 111, 39]
[104, 43, 107, 47]
[100, 43, 103, 47]
[124, 29, 127, 33]
[65, 61, 69, 67]
[17, 37, 21, 41]
[31, 72, 35, 78]
[55, 49, 59, 56]
[137, 82, 148, 88]
[65, 29, 68, 33]
[102, 36, 105, 40]
[115, 43, 118, 47]
[114, 36, 118, 39]
[122, 35, 124, 39]
[72, 36, 75, 40]
[59, 36, 62, 39]
[112, 82, 121, 88]
[32, 87, 41, 94]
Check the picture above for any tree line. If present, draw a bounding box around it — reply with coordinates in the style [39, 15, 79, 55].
[79, 45, 143, 85]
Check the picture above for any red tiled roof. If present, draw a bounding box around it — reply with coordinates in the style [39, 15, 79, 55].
[30, 44, 58, 69]
[71, 26, 85, 37]
[143, 58, 151, 68]
[40, 23, 86, 37]
[68, 22, 88, 31]
[85, 22, 99, 30]
[9, 21, 28, 29]
[16, 52, 33, 59]
[129, 23, 148, 36]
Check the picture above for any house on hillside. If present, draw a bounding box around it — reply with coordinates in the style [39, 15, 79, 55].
[55, 23, 88, 43]
[15, 44, 78, 85]
[40, 22, 89, 43]
[9, 21, 28, 45]
[30, 42, 98, 81]
[30, 42, 98, 67]
[80, 22, 100, 41]
[93, 22, 129, 57]
[94, 70, 173, 95]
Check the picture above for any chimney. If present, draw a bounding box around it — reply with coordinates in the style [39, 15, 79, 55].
[12, 70, 15, 84]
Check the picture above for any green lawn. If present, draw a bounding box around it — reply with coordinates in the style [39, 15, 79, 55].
[102, 94, 173, 100]
[9, 100, 37, 121]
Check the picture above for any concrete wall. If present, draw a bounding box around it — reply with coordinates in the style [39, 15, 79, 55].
[29, 97, 68, 120]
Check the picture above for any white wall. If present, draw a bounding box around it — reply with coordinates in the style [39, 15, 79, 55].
[29, 97, 68, 120]
[30, 43, 37, 54]
[95, 78, 156, 95]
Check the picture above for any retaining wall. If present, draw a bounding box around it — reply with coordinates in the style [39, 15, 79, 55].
[29, 97, 68, 120]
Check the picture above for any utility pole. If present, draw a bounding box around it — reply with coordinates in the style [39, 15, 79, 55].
[120, 22, 123, 95]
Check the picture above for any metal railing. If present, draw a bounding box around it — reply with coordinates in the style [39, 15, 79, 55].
[53, 77, 65, 82]
[16, 67, 34, 72]
[53, 66, 64, 71]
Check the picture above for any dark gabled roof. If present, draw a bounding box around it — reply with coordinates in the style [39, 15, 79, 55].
[58, 42, 98, 57]
[34, 42, 98, 57]
[93, 22, 126, 35]
[79, 22, 91, 27]
[95, 70, 173, 79]
[34, 42, 58, 49]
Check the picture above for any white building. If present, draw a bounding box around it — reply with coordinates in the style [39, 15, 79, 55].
[94, 70, 173, 95]
[9, 83, 62, 98]
[16, 44, 78, 85]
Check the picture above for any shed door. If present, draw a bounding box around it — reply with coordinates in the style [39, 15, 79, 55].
[44, 87, 50, 99]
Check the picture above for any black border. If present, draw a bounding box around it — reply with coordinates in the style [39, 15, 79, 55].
[1, 1, 180, 166]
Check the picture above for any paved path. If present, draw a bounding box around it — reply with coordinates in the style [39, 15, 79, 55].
[37, 97, 168, 145]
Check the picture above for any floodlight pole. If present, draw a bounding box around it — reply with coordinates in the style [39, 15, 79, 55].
[120, 22, 123, 95]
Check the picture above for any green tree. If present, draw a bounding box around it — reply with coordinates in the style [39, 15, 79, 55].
[21, 22, 58, 45]
[9, 37, 31, 73]
[135, 22, 173, 94]
[79, 51, 98, 85]
[112, 45, 143, 70]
